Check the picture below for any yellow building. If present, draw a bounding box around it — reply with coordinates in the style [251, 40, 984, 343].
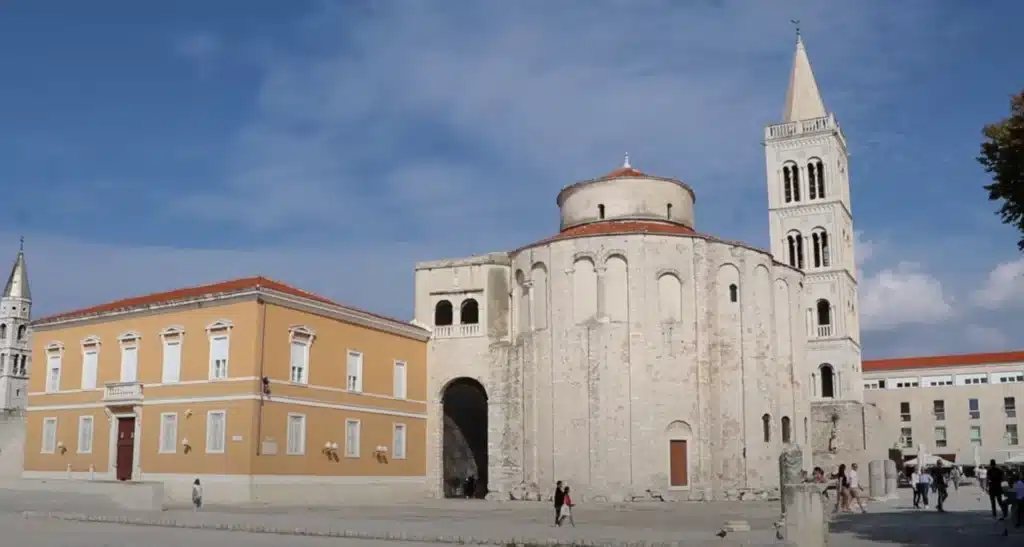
[24, 277, 430, 504]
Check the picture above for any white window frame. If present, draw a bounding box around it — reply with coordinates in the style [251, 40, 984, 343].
[77, 415, 94, 454]
[118, 332, 141, 383]
[345, 419, 361, 458]
[206, 320, 233, 380]
[41, 417, 57, 454]
[44, 342, 64, 393]
[393, 360, 407, 399]
[286, 413, 306, 455]
[205, 410, 227, 454]
[288, 326, 315, 385]
[159, 326, 185, 384]
[159, 412, 178, 454]
[80, 337, 100, 390]
[346, 350, 363, 393]
[393, 422, 407, 459]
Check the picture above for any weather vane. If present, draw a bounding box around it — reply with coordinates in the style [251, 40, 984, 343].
[791, 19, 801, 39]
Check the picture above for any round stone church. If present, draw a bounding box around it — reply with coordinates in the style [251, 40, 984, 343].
[415, 157, 813, 502]
[413, 36, 875, 502]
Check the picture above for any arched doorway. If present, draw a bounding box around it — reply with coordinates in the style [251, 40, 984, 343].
[441, 377, 488, 498]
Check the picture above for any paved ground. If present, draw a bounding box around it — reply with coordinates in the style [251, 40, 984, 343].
[0, 514, 446, 547]
[1, 482, 1021, 546]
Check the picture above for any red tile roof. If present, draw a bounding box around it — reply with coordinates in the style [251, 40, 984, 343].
[32, 276, 419, 330]
[515, 220, 699, 252]
[601, 166, 647, 179]
[863, 350, 1024, 372]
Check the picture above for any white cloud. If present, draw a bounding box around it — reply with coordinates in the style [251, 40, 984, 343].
[971, 257, 1024, 310]
[170, 1, 942, 234]
[859, 261, 955, 331]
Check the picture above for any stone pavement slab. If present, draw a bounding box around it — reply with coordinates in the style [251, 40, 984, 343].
[2, 513, 448, 547]
[13, 480, 1019, 547]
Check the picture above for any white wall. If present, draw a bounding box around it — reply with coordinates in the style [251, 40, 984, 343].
[418, 233, 811, 501]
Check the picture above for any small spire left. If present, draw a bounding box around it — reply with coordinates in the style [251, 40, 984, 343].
[623, 152, 631, 169]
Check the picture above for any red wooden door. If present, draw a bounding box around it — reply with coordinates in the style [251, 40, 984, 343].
[116, 417, 135, 481]
[669, 440, 688, 487]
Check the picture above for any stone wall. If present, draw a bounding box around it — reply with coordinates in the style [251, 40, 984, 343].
[418, 234, 813, 503]
[809, 400, 889, 474]
[0, 410, 25, 477]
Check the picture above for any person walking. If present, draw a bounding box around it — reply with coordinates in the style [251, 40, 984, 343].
[553, 481, 566, 526]
[987, 460, 1008, 520]
[1013, 474, 1024, 528]
[191, 478, 203, 511]
[557, 486, 576, 527]
[916, 467, 932, 508]
[911, 467, 922, 508]
[933, 466, 948, 512]
[834, 464, 851, 513]
[979, 465, 989, 493]
[847, 463, 867, 513]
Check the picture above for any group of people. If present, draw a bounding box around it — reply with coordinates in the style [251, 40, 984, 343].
[810, 463, 867, 513]
[552, 481, 575, 526]
[978, 460, 1024, 527]
[908, 464, 949, 512]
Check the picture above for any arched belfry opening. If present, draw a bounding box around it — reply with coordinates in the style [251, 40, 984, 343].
[442, 377, 488, 498]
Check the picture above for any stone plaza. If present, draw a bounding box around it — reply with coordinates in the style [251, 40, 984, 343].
[1, 477, 1020, 547]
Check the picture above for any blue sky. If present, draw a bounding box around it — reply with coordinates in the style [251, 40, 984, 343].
[0, 0, 1022, 358]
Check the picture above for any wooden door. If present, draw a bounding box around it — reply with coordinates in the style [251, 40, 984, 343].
[116, 417, 135, 481]
[669, 440, 688, 487]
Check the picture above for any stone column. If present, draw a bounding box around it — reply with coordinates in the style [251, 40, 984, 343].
[868, 460, 885, 500]
[883, 459, 898, 500]
[781, 483, 829, 547]
[779, 444, 804, 516]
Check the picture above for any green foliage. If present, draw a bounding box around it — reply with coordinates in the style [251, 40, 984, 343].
[978, 90, 1024, 251]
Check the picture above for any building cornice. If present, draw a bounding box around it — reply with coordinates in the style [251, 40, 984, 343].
[31, 288, 429, 342]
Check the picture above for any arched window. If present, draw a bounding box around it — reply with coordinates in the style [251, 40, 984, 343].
[808, 162, 818, 200]
[820, 364, 835, 398]
[0, 324, 6, 340]
[813, 159, 825, 198]
[781, 416, 792, 444]
[666, 203, 673, 219]
[729, 283, 738, 303]
[434, 300, 453, 326]
[598, 204, 606, 219]
[816, 299, 832, 326]
[811, 229, 830, 268]
[786, 232, 805, 269]
[783, 164, 801, 203]
[16, 325, 26, 341]
[460, 298, 479, 325]
[762, 414, 771, 442]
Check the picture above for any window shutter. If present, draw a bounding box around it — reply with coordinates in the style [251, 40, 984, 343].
[162, 342, 181, 383]
[81, 351, 98, 390]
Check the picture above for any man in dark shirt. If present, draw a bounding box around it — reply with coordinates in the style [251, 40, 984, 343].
[553, 481, 565, 526]
[988, 460, 1008, 519]
[933, 467, 948, 512]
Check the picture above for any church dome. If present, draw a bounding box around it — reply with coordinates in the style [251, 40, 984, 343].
[555, 156, 696, 232]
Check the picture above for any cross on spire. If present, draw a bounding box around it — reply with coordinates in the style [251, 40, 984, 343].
[791, 19, 801, 40]
[19, 236, 23, 252]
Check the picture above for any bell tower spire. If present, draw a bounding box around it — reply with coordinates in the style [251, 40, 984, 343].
[764, 31, 862, 403]
[782, 33, 827, 123]
[0, 239, 31, 410]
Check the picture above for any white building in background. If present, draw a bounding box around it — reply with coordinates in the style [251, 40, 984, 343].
[0, 242, 30, 411]
[863, 351, 1024, 466]
[414, 35, 884, 503]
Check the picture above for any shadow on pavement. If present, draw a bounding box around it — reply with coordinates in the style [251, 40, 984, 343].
[831, 508, 1020, 546]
